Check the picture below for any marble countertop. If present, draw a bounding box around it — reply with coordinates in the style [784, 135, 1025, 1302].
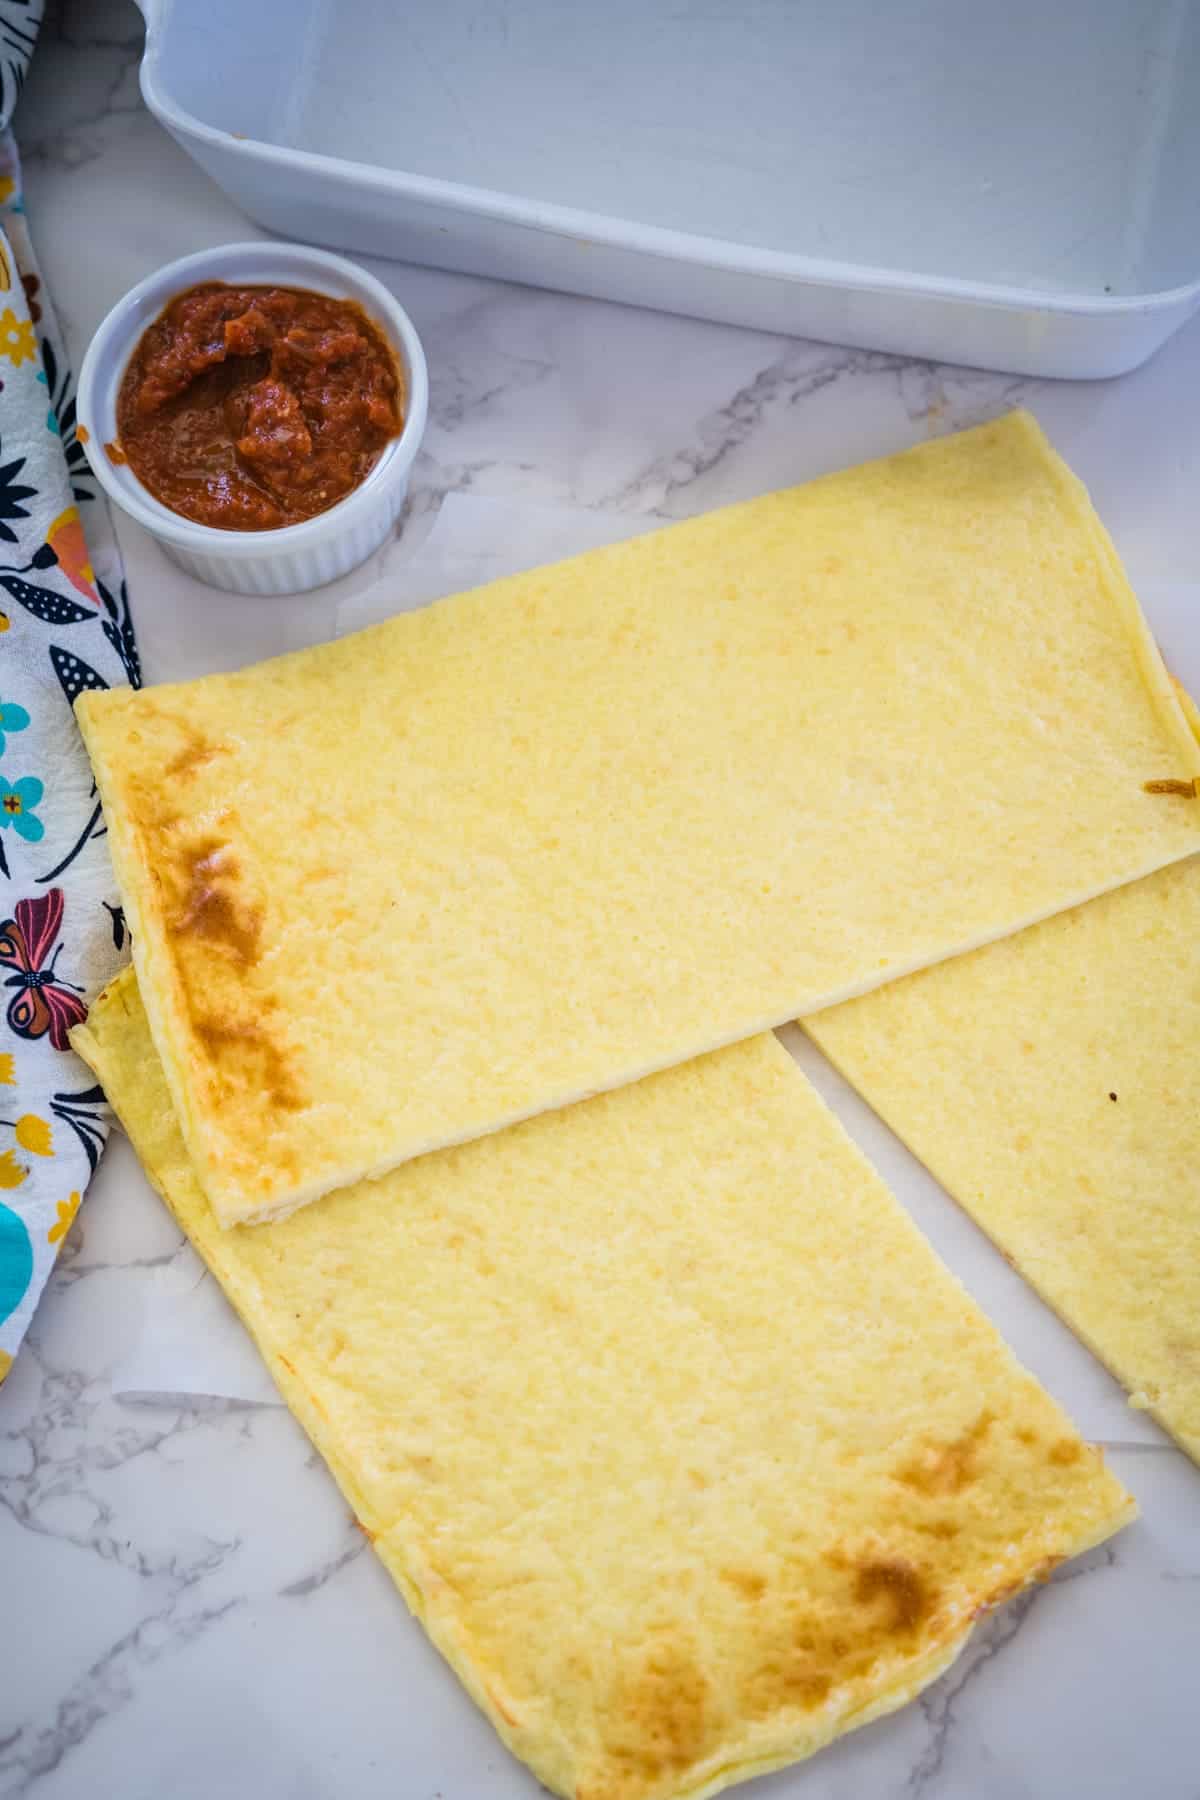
[3, 5, 1198, 1798]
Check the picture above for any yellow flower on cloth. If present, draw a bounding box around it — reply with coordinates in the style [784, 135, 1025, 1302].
[0, 1052, 12, 1084]
[15, 1113, 51, 1155]
[0, 303, 35, 366]
[0, 1149, 27, 1188]
[47, 1191, 80, 1245]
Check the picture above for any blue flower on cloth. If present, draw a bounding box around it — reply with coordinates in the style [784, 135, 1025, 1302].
[0, 694, 29, 750]
[0, 1197, 32, 1326]
[0, 772, 42, 839]
[0, 21, 139, 1385]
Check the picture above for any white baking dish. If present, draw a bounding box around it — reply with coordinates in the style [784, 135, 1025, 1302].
[137, 0, 1200, 380]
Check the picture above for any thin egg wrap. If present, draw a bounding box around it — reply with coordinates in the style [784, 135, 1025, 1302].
[74, 973, 1134, 1800]
[75, 412, 1200, 1225]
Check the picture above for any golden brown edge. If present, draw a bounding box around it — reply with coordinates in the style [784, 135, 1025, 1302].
[73, 687, 236, 1222]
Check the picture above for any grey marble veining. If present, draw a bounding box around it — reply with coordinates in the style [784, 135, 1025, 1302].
[2, 6, 1199, 1799]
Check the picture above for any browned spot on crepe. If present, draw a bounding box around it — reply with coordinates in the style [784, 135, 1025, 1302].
[897, 1411, 994, 1496]
[851, 1556, 934, 1637]
[193, 1012, 306, 1113]
[600, 1641, 715, 1792]
[171, 838, 263, 967]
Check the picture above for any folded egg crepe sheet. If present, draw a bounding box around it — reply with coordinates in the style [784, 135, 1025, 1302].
[805, 845, 1200, 1464]
[74, 412, 1200, 1227]
[74, 971, 1133, 1800]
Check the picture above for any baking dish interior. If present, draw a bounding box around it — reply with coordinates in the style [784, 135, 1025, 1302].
[150, 0, 1200, 302]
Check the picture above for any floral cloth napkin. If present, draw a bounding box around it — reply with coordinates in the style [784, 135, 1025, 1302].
[0, 19, 138, 1382]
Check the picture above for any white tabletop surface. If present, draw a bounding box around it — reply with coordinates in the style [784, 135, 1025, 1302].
[2, 5, 1198, 1799]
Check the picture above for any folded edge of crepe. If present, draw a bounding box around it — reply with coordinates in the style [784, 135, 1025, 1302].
[74, 972, 1135, 1800]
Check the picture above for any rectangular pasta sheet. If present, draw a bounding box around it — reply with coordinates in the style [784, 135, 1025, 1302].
[74, 972, 1133, 1800]
[806, 852, 1200, 1464]
[75, 412, 1200, 1224]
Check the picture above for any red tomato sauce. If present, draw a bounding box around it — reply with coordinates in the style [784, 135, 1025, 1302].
[116, 282, 404, 530]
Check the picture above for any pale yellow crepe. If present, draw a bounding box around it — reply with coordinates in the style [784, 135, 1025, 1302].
[806, 848, 1200, 1464]
[75, 412, 1200, 1225]
[74, 970, 1132, 1800]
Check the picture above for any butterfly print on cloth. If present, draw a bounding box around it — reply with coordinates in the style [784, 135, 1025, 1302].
[0, 887, 86, 1049]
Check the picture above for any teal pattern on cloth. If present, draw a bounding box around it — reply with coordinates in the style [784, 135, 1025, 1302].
[0, 2, 138, 1383]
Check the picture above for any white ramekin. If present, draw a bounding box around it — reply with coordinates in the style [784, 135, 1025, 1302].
[76, 241, 429, 596]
